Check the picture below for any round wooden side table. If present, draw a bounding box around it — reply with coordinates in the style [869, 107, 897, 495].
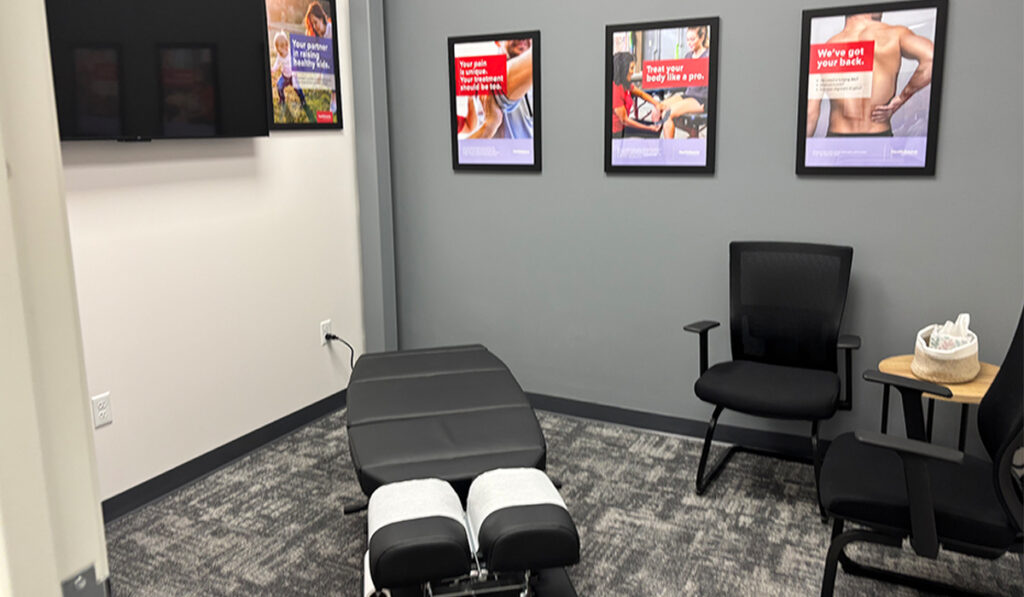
[877, 355, 999, 450]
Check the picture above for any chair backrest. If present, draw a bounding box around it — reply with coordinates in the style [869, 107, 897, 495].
[729, 242, 853, 372]
[977, 309, 1023, 532]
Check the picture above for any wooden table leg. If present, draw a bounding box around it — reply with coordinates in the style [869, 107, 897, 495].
[958, 404, 969, 451]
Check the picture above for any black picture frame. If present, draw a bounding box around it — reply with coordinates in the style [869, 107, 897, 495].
[267, 0, 343, 130]
[796, 0, 948, 175]
[448, 30, 541, 171]
[604, 17, 719, 174]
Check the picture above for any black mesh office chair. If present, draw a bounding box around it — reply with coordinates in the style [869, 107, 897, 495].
[685, 242, 859, 515]
[818, 310, 1023, 596]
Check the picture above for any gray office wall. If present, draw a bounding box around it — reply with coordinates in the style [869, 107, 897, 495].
[380, 0, 1024, 452]
[350, 0, 399, 352]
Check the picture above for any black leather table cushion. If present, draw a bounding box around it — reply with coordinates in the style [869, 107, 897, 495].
[694, 360, 840, 420]
[820, 433, 1020, 550]
[478, 504, 580, 572]
[347, 345, 547, 497]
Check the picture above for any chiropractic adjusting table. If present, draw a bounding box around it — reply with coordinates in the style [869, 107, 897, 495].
[346, 345, 580, 597]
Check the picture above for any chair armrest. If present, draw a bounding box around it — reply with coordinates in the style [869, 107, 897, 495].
[838, 334, 861, 350]
[684, 320, 720, 334]
[862, 370, 952, 398]
[863, 370, 951, 441]
[836, 334, 860, 410]
[684, 320, 720, 376]
[853, 431, 963, 464]
[850, 430, 962, 558]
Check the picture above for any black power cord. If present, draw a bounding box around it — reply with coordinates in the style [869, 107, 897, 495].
[324, 333, 356, 370]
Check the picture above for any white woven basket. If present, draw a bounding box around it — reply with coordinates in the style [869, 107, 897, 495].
[910, 324, 980, 383]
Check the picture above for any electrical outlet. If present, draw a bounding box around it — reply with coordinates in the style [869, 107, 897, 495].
[91, 392, 113, 428]
[320, 319, 332, 345]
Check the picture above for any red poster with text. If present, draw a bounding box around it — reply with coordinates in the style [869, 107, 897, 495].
[807, 41, 874, 100]
[455, 55, 507, 96]
[642, 58, 709, 91]
[808, 41, 874, 73]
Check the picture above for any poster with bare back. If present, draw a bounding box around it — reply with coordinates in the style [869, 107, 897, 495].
[797, 1, 947, 175]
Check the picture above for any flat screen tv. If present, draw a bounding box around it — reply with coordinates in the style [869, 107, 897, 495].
[45, 0, 271, 140]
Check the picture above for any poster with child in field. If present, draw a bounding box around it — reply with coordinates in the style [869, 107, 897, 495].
[266, 0, 342, 128]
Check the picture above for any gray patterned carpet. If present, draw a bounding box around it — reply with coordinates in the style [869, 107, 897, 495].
[106, 410, 1022, 596]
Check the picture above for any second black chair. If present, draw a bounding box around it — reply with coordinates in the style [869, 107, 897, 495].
[817, 310, 1023, 596]
[685, 242, 859, 515]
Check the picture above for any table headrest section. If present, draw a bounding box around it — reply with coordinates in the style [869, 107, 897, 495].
[350, 344, 502, 386]
[345, 344, 546, 498]
[367, 478, 471, 588]
[466, 468, 580, 572]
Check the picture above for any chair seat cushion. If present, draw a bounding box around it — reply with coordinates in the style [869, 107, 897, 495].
[347, 345, 546, 498]
[694, 360, 840, 420]
[820, 433, 1020, 550]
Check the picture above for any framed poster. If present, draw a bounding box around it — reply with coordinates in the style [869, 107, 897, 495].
[266, 0, 343, 129]
[604, 17, 719, 174]
[797, 0, 947, 175]
[448, 31, 541, 171]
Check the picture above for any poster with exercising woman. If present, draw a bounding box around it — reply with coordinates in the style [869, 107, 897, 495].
[448, 31, 541, 170]
[604, 18, 719, 173]
[797, 1, 947, 174]
[266, 0, 342, 129]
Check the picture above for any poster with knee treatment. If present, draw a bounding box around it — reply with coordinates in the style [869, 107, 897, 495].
[604, 18, 719, 174]
[448, 31, 541, 171]
[797, 1, 947, 175]
[266, 0, 342, 129]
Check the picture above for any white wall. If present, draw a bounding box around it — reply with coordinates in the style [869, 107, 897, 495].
[0, 506, 10, 597]
[1, 0, 109, 588]
[62, 1, 364, 500]
[0, 118, 62, 597]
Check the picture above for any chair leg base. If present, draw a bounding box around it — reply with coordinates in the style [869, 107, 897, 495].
[839, 551, 1003, 597]
[695, 407, 824, 523]
[696, 444, 815, 493]
[695, 443, 739, 496]
[810, 420, 829, 524]
[695, 406, 726, 496]
[823, 523, 1005, 597]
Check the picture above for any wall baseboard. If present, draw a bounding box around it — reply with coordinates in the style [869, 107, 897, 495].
[527, 393, 823, 460]
[101, 390, 346, 523]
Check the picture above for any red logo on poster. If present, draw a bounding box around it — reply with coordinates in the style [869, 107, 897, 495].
[642, 58, 709, 91]
[809, 42, 874, 73]
[315, 111, 333, 123]
[454, 55, 507, 96]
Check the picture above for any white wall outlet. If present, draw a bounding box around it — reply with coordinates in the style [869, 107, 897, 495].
[91, 392, 113, 428]
[320, 319, 332, 345]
